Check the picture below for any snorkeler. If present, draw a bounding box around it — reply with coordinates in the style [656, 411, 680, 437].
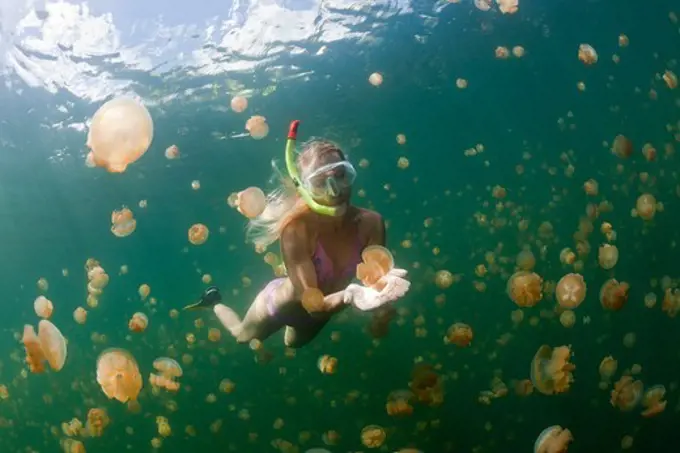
[187, 120, 411, 348]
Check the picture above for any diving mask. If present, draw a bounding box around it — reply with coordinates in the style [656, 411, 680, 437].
[301, 161, 357, 200]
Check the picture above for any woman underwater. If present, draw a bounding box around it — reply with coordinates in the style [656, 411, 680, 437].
[188, 120, 411, 348]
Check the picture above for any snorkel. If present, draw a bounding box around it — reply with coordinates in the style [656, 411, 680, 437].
[285, 120, 346, 217]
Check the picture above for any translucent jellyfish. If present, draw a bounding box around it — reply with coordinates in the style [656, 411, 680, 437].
[153, 357, 183, 378]
[600, 279, 630, 311]
[87, 98, 153, 173]
[245, 115, 269, 140]
[516, 250, 536, 271]
[368, 72, 383, 86]
[22, 325, 46, 373]
[474, 0, 492, 11]
[578, 44, 598, 65]
[410, 363, 443, 406]
[188, 223, 209, 245]
[507, 271, 543, 307]
[317, 355, 338, 374]
[230, 96, 248, 113]
[498, 0, 519, 14]
[96, 348, 143, 403]
[73, 307, 87, 324]
[610, 376, 643, 411]
[444, 322, 473, 347]
[88, 266, 109, 290]
[128, 312, 148, 333]
[85, 408, 110, 437]
[636, 193, 657, 220]
[360, 424, 386, 448]
[38, 320, 67, 371]
[534, 426, 573, 453]
[149, 373, 180, 392]
[302, 288, 325, 313]
[111, 207, 136, 237]
[559, 310, 576, 328]
[34, 296, 53, 319]
[662, 288, 680, 317]
[37, 277, 49, 292]
[598, 244, 619, 270]
[612, 135, 633, 158]
[61, 438, 86, 453]
[530, 345, 575, 395]
[386, 389, 415, 417]
[641, 385, 666, 417]
[598, 356, 618, 381]
[164, 145, 180, 160]
[235, 187, 266, 219]
[357, 245, 394, 289]
[555, 273, 586, 309]
[435, 270, 455, 289]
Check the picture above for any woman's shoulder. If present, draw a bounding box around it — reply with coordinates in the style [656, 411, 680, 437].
[353, 207, 382, 233]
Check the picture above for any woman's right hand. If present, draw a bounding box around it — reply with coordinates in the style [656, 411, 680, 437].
[344, 271, 410, 311]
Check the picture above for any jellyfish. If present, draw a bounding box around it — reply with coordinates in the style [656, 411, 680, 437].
[360, 424, 386, 448]
[578, 44, 598, 65]
[188, 223, 209, 245]
[611, 134, 633, 158]
[530, 345, 575, 395]
[111, 207, 137, 237]
[245, 115, 269, 140]
[230, 96, 248, 113]
[368, 72, 383, 86]
[87, 97, 153, 173]
[386, 390, 414, 417]
[34, 296, 53, 319]
[357, 245, 394, 289]
[153, 357, 183, 378]
[149, 373, 180, 392]
[662, 288, 680, 317]
[22, 325, 46, 373]
[610, 376, 643, 411]
[96, 348, 143, 403]
[234, 187, 266, 219]
[434, 270, 455, 289]
[302, 288, 325, 313]
[516, 250, 536, 271]
[88, 266, 109, 290]
[559, 310, 576, 328]
[600, 279, 630, 311]
[165, 145, 180, 160]
[38, 320, 67, 371]
[61, 438, 86, 453]
[128, 312, 148, 333]
[636, 194, 657, 220]
[444, 322, 473, 347]
[410, 363, 443, 406]
[317, 355, 338, 374]
[598, 356, 618, 381]
[555, 273, 586, 309]
[598, 244, 619, 270]
[534, 426, 573, 453]
[641, 385, 667, 417]
[73, 307, 87, 324]
[507, 271, 543, 307]
[85, 408, 110, 437]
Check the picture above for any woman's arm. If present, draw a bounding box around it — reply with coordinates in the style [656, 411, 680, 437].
[280, 220, 347, 314]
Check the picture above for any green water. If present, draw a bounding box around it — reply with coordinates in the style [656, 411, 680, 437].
[0, 0, 679, 452]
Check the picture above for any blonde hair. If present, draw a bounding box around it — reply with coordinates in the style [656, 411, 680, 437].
[246, 139, 345, 248]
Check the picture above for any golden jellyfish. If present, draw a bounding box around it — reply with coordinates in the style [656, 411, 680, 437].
[600, 279, 630, 311]
[507, 271, 543, 308]
[559, 310, 576, 328]
[534, 426, 573, 453]
[128, 312, 148, 333]
[663, 70, 678, 89]
[87, 97, 153, 173]
[612, 134, 633, 158]
[111, 207, 136, 237]
[317, 355, 338, 374]
[598, 244, 619, 270]
[641, 385, 667, 417]
[73, 307, 87, 325]
[368, 72, 383, 86]
[356, 245, 394, 289]
[230, 96, 248, 113]
[22, 325, 46, 373]
[302, 288, 325, 313]
[530, 345, 575, 395]
[598, 356, 618, 381]
[61, 439, 85, 453]
[360, 424, 386, 448]
[38, 320, 67, 371]
[88, 266, 109, 290]
[165, 145, 179, 159]
[85, 408, 110, 437]
[96, 348, 143, 403]
[396, 134, 406, 145]
[516, 250, 536, 271]
[455, 78, 468, 89]
[149, 373, 180, 392]
[37, 277, 49, 292]
[153, 357, 183, 378]
[34, 296, 53, 319]
[409, 363, 443, 406]
[245, 115, 269, 140]
[498, 0, 519, 14]
[635, 193, 657, 220]
[583, 179, 598, 196]
[188, 223, 209, 245]
[444, 322, 473, 347]
[235, 187, 266, 219]
[495, 46, 509, 59]
[610, 376, 643, 411]
[578, 44, 598, 65]
[138, 284, 150, 300]
[434, 270, 455, 289]
[662, 288, 680, 317]
[474, 0, 491, 11]
[555, 273, 586, 309]
[386, 390, 415, 417]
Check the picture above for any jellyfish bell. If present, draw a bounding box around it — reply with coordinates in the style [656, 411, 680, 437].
[37, 320, 67, 371]
[34, 296, 54, 319]
[507, 271, 543, 307]
[235, 187, 266, 219]
[153, 357, 183, 378]
[530, 345, 575, 395]
[22, 325, 46, 373]
[600, 279, 630, 311]
[111, 207, 137, 237]
[610, 376, 643, 411]
[598, 244, 619, 270]
[641, 385, 667, 417]
[245, 115, 269, 140]
[87, 97, 153, 173]
[534, 425, 573, 453]
[96, 348, 143, 403]
[357, 245, 395, 289]
[230, 96, 248, 113]
[555, 273, 586, 309]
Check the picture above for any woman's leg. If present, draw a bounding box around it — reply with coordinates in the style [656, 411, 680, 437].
[283, 318, 331, 349]
[214, 278, 295, 343]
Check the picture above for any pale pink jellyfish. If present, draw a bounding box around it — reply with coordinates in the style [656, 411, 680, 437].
[111, 207, 136, 237]
[22, 325, 46, 373]
[128, 312, 148, 333]
[38, 320, 67, 371]
[73, 307, 87, 325]
[534, 426, 573, 453]
[88, 266, 109, 290]
[235, 187, 266, 219]
[87, 98, 153, 173]
[188, 223, 209, 245]
[34, 296, 53, 319]
[245, 115, 269, 140]
[555, 273, 586, 309]
[230, 96, 248, 113]
[368, 72, 383, 86]
[165, 145, 180, 160]
[96, 348, 143, 403]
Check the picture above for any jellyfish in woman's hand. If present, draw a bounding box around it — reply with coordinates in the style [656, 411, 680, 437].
[357, 245, 394, 290]
[96, 348, 143, 403]
[534, 425, 573, 453]
[87, 97, 153, 173]
[234, 187, 266, 219]
[531, 345, 575, 395]
[38, 320, 67, 371]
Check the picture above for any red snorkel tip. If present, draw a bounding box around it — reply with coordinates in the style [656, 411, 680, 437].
[288, 120, 300, 140]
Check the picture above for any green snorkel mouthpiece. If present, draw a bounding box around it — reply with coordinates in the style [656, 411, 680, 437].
[285, 120, 344, 217]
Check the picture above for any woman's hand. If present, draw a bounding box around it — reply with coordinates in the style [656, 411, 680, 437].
[344, 269, 410, 311]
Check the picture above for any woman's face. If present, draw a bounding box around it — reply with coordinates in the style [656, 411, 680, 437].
[304, 152, 353, 207]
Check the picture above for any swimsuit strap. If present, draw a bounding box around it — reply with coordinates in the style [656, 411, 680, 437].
[312, 234, 364, 285]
